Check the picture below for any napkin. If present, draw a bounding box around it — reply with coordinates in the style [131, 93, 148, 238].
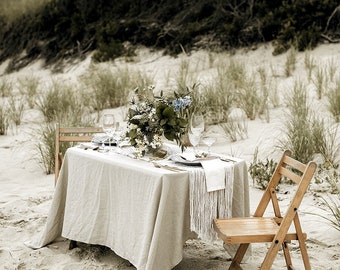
[200, 158, 226, 192]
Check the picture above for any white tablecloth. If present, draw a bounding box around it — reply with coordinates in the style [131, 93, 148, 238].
[26, 146, 250, 270]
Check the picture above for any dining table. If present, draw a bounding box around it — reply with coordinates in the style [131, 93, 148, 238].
[25, 142, 250, 270]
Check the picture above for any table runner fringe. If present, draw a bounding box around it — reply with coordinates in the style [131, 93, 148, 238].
[188, 165, 234, 242]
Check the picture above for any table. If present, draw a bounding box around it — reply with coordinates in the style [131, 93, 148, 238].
[26, 146, 250, 270]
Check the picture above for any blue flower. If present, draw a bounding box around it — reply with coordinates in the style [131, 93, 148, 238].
[172, 96, 192, 112]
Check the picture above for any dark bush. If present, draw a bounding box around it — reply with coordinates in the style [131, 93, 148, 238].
[0, 0, 338, 71]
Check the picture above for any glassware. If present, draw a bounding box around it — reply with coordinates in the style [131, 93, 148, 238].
[202, 135, 216, 154]
[113, 121, 125, 148]
[190, 113, 205, 135]
[102, 114, 115, 149]
[188, 129, 201, 155]
[188, 113, 205, 154]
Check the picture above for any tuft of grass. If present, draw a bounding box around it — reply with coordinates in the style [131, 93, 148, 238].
[312, 118, 340, 167]
[312, 66, 325, 99]
[0, 77, 12, 98]
[225, 58, 247, 89]
[257, 67, 270, 122]
[175, 58, 197, 93]
[304, 51, 316, 82]
[327, 77, 340, 122]
[284, 47, 297, 77]
[312, 191, 340, 232]
[278, 80, 315, 163]
[236, 77, 260, 120]
[7, 96, 25, 126]
[326, 57, 337, 82]
[0, 103, 9, 135]
[34, 122, 56, 174]
[18, 75, 40, 109]
[36, 80, 83, 124]
[81, 65, 152, 112]
[220, 115, 248, 142]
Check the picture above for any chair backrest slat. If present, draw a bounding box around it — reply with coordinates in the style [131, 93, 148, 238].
[282, 155, 306, 173]
[253, 150, 317, 219]
[55, 124, 103, 185]
[278, 167, 301, 184]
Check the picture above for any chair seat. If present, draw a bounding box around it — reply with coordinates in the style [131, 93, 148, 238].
[213, 217, 306, 244]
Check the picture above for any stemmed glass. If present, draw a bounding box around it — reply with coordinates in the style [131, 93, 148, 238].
[188, 113, 205, 155]
[102, 114, 116, 150]
[190, 113, 205, 135]
[113, 121, 125, 148]
[202, 133, 216, 155]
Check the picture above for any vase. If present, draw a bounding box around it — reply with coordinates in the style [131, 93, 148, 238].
[180, 133, 192, 147]
[147, 145, 167, 159]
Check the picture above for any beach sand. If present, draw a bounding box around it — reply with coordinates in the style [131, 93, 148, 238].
[0, 43, 339, 269]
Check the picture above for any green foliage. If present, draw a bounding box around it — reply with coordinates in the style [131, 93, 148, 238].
[36, 80, 86, 125]
[0, 78, 12, 97]
[220, 116, 248, 143]
[0, 0, 339, 69]
[7, 97, 25, 126]
[0, 104, 9, 135]
[249, 148, 277, 190]
[327, 78, 340, 122]
[279, 80, 315, 164]
[284, 48, 297, 77]
[80, 66, 151, 112]
[313, 191, 340, 232]
[18, 75, 40, 109]
[236, 78, 260, 120]
[35, 122, 56, 174]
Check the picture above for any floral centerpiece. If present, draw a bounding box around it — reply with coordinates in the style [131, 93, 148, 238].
[126, 86, 192, 158]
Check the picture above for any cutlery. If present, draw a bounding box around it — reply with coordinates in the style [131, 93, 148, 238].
[152, 162, 186, 172]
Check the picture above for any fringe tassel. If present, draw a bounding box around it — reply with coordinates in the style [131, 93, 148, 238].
[188, 164, 234, 242]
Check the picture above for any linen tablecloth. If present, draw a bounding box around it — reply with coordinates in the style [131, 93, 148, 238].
[26, 147, 250, 270]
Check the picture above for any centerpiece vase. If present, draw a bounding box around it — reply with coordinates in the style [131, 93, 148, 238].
[146, 133, 167, 158]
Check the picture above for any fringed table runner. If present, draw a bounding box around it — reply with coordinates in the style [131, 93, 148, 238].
[187, 164, 234, 242]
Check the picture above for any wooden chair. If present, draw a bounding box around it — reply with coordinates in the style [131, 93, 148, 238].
[55, 124, 103, 185]
[213, 150, 317, 270]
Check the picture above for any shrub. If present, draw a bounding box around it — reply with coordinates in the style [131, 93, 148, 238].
[249, 148, 277, 190]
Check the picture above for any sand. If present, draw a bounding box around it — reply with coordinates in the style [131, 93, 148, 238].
[0, 42, 339, 269]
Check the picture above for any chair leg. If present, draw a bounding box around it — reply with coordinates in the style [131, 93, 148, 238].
[260, 241, 281, 270]
[282, 242, 294, 270]
[228, 243, 249, 270]
[69, 240, 78, 250]
[294, 215, 311, 270]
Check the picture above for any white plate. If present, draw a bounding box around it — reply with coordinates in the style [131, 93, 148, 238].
[170, 154, 217, 166]
[92, 133, 116, 146]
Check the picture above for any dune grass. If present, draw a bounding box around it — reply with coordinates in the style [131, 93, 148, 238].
[327, 77, 340, 122]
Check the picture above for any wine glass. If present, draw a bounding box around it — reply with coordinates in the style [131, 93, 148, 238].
[113, 121, 125, 148]
[189, 113, 204, 154]
[102, 114, 115, 149]
[190, 113, 205, 135]
[202, 134, 216, 155]
[188, 128, 201, 155]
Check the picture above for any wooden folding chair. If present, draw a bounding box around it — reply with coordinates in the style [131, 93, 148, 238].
[213, 150, 317, 270]
[55, 124, 103, 185]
